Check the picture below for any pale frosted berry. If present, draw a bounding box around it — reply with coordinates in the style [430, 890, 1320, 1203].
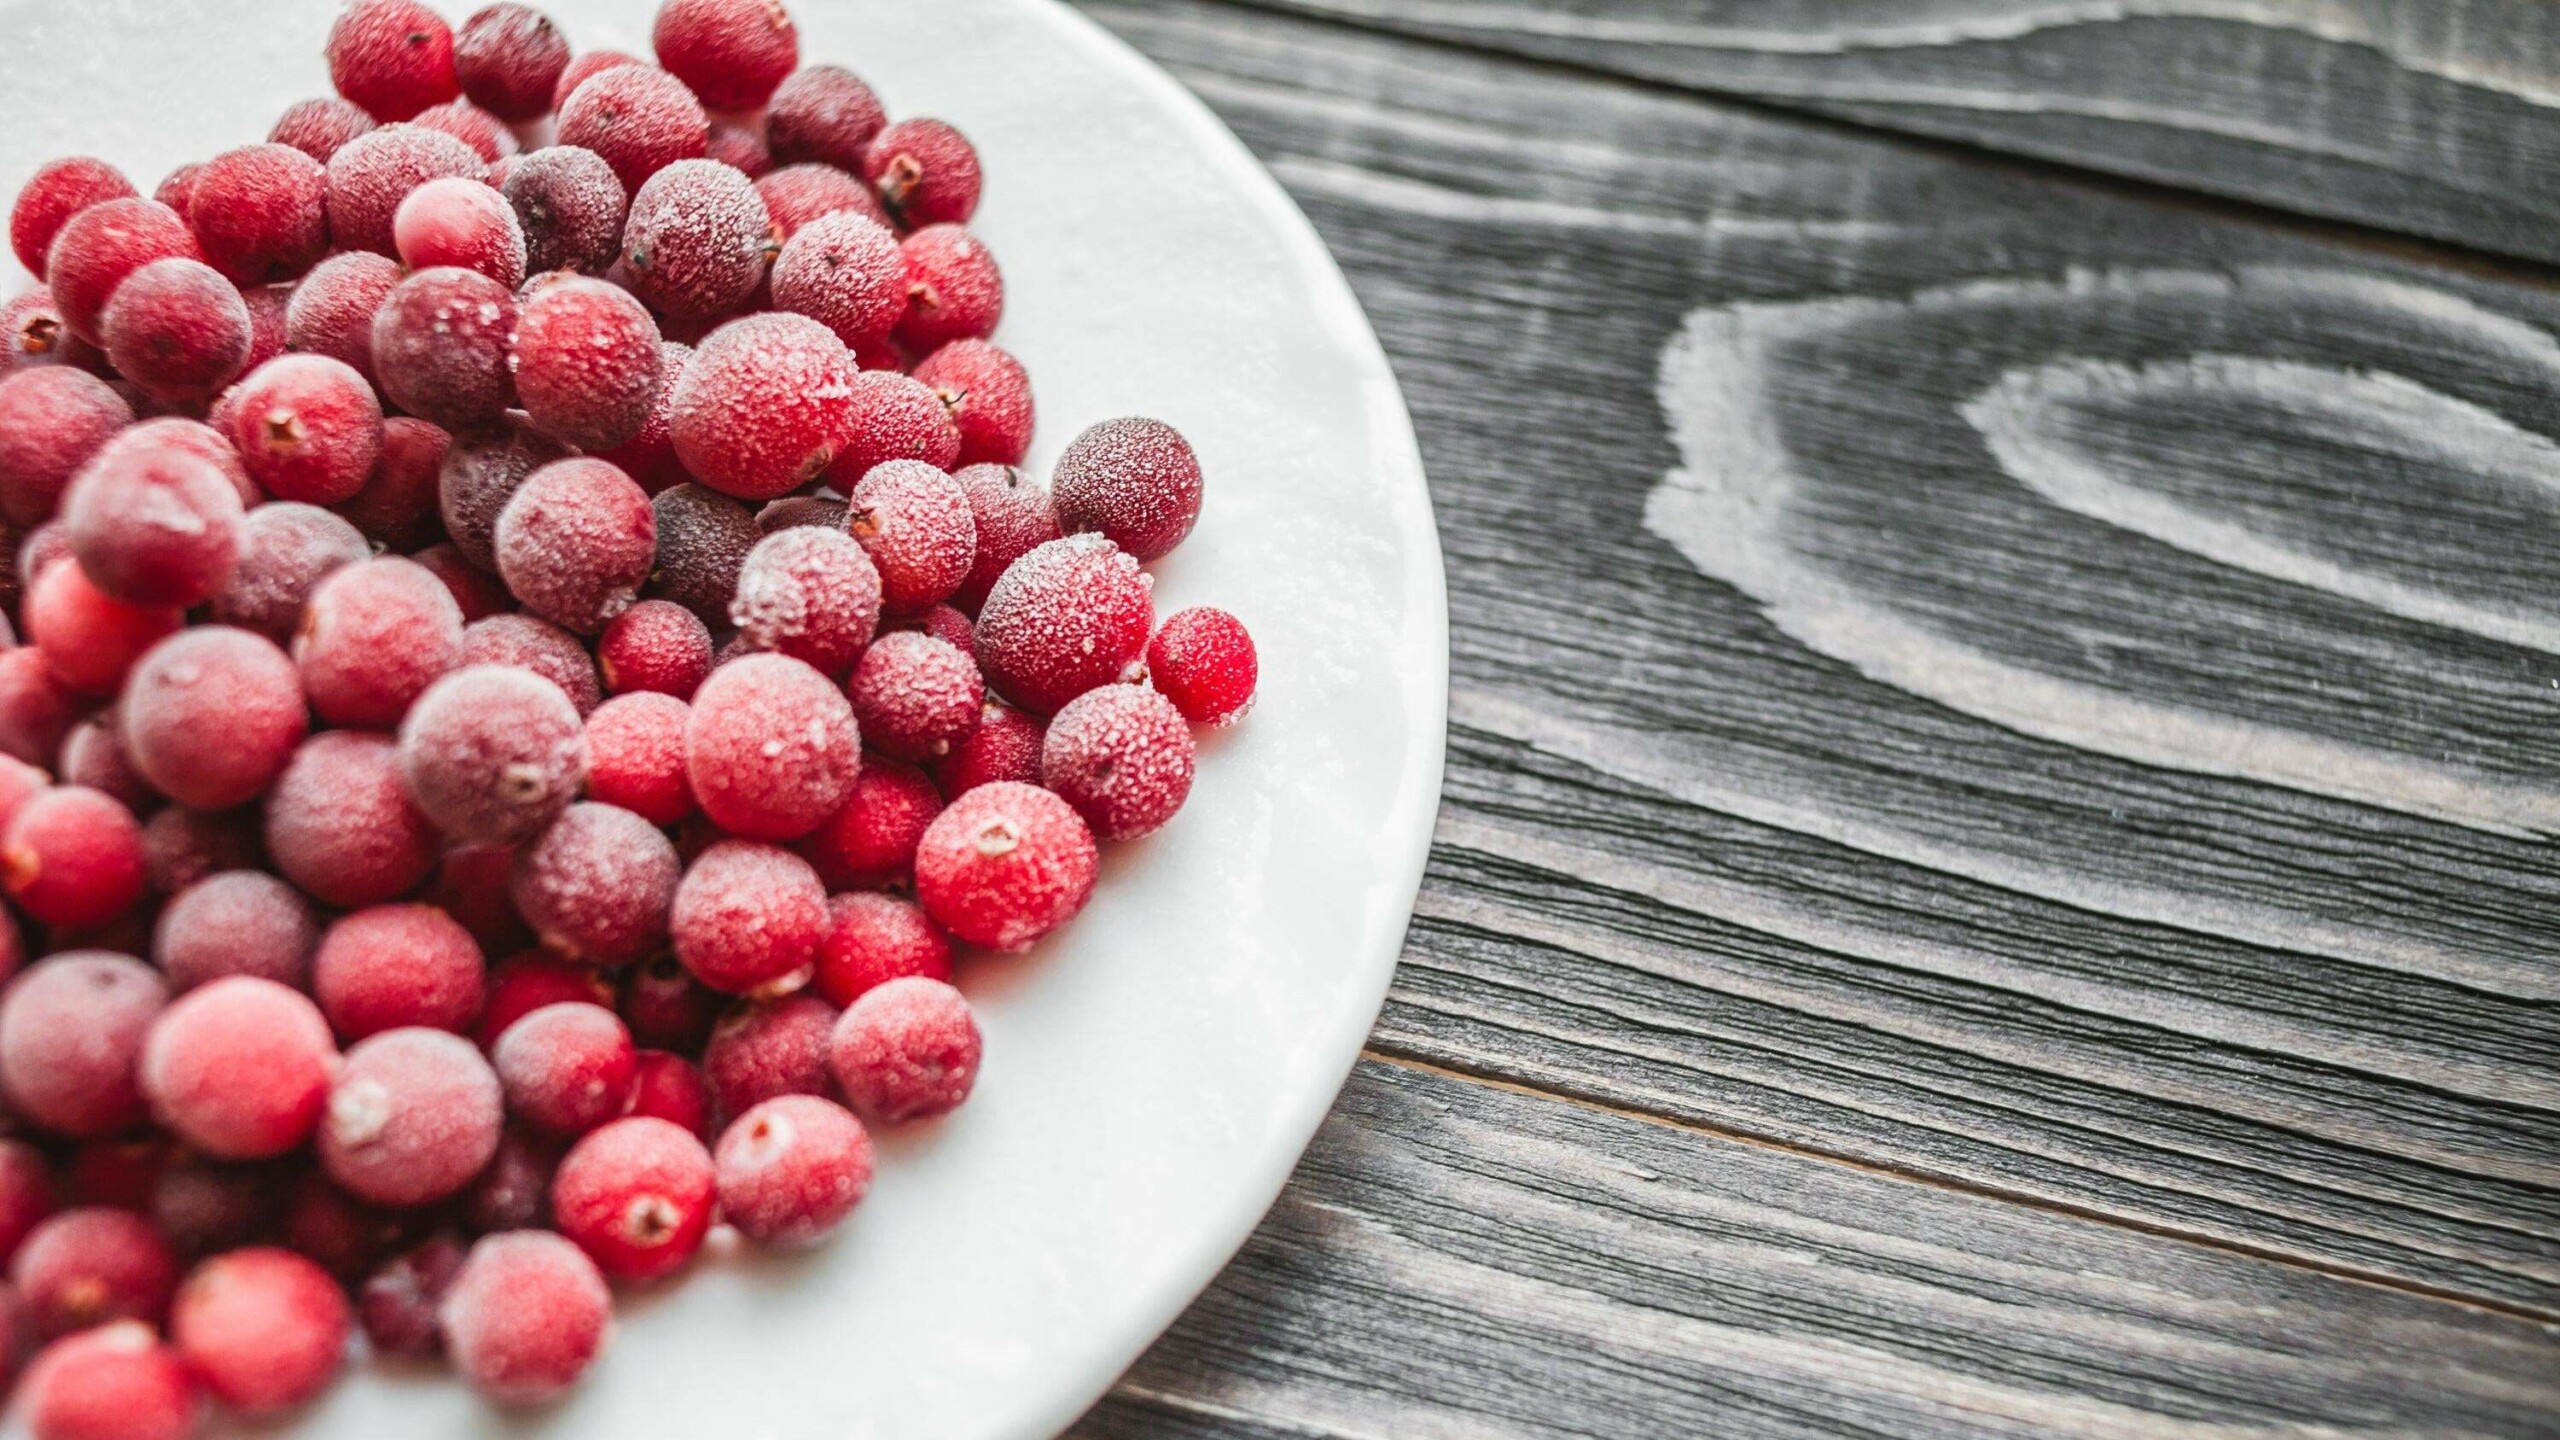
[1054, 417, 1202, 562]
[441, 1230, 610, 1406]
[621, 954, 721, 1053]
[357, 1233, 462, 1356]
[758, 493, 846, 532]
[270, 97, 376, 163]
[138, 808, 263, 897]
[895, 224, 1002, 353]
[769, 210, 903, 352]
[756, 162, 887, 241]
[475, 952, 614, 1051]
[428, 842, 533, 956]
[331, 416, 451, 551]
[153, 871, 315, 992]
[414, 97, 520, 163]
[0, 368, 132, 527]
[374, 266, 520, 429]
[58, 444, 238, 611]
[455, 4, 570, 119]
[1041, 683, 1194, 841]
[94, 258, 251, 406]
[646, 482, 758, 620]
[26, 558, 176, 697]
[0, 1141, 54, 1267]
[503, 146, 628, 277]
[815, 892, 952, 1010]
[19, 1321, 199, 1440]
[685, 652, 858, 840]
[265, 731, 440, 907]
[313, 905, 486, 1041]
[323, 1027, 505, 1207]
[620, 159, 772, 321]
[399, 664, 587, 845]
[798, 757, 940, 891]
[830, 976, 979, 1123]
[324, 123, 485, 256]
[950, 463, 1057, 613]
[558, 63, 710, 192]
[915, 781, 1096, 951]
[550, 1115, 713, 1280]
[10, 159, 135, 279]
[394, 176, 526, 286]
[974, 533, 1152, 714]
[513, 802, 680, 965]
[149, 1162, 291, 1262]
[865, 118, 981, 230]
[119, 627, 307, 810]
[582, 692, 693, 825]
[672, 840, 824, 995]
[596, 600, 711, 700]
[766, 65, 886, 172]
[45, 198, 200, 348]
[462, 611, 604, 713]
[495, 458, 655, 634]
[849, 459, 976, 615]
[715, 1094, 869, 1245]
[1, 288, 105, 377]
[282, 251, 402, 385]
[730, 525, 880, 677]
[187, 145, 330, 285]
[212, 502, 367, 641]
[494, 1002, 638, 1139]
[850, 631, 983, 763]
[13, 1209, 176, 1336]
[594, 340, 691, 493]
[4, 787, 146, 929]
[827, 369, 960, 490]
[140, 977, 334, 1159]
[57, 717, 153, 814]
[223, 355, 385, 505]
[329, 0, 462, 121]
[514, 278, 662, 452]
[702, 991, 834, 1118]
[625, 1049, 713, 1139]
[438, 419, 567, 569]
[169, 1248, 348, 1415]
[295, 555, 466, 728]
[672, 313, 856, 501]
[911, 340, 1031, 467]
[0, 952, 164, 1136]
[655, 0, 798, 109]
[706, 117, 772, 178]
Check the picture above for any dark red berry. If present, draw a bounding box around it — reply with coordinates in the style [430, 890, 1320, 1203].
[10, 159, 136, 280]
[373, 266, 520, 429]
[494, 458, 655, 635]
[850, 631, 983, 763]
[265, 731, 440, 907]
[329, 0, 463, 121]
[438, 418, 568, 570]
[456, 4, 571, 120]
[672, 840, 825, 995]
[494, 1002, 638, 1138]
[462, 611, 604, 713]
[513, 802, 679, 966]
[768, 210, 902, 352]
[330, 416, 451, 551]
[1054, 417, 1203, 562]
[701, 990, 835, 1117]
[137, 806, 264, 897]
[556, 64, 709, 192]
[620, 954, 722, 1053]
[814, 891, 952, 1009]
[93, 258, 250, 407]
[594, 340, 691, 493]
[654, 0, 798, 110]
[56, 716, 154, 814]
[45, 198, 199, 348]
[758, 493, 846, 532]
[357, 1234, 463, 1357]
[706, 117, 772, 178]
[282, 251, 403, 385]
[120, 626, 308, 810]
[645, 482, 758, 621]
[830, 975, 979, 1123]
[475, 952, 614, 1051]
[503, 145, 629, 276]
[428, 842, 534, 957]
[914, 781, 1097, 951]
[212, 502, 367, 641]
[0, 288, 105, 378]
[324, 123, 486, 256]
[799, 758, 940, 891]
[864, 118, 981, 229]
[765, 65, 885, 173]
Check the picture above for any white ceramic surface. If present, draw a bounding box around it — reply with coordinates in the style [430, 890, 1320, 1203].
[0, 1, 1447, 1435]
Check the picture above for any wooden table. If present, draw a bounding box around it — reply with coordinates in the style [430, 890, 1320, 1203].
[1060, 3, 2560, 1433]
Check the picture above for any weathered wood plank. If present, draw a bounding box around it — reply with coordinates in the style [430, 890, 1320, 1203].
[1078, 0, 2560, 1314]
[1072, 1062, 2560, 1438]
[1243, 0, 2560, 264]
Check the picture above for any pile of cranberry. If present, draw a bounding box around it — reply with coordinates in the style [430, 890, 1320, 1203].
[0, 0, 1259, 1432]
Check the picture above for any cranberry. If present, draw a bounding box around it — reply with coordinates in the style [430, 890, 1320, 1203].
[1042, 683, 1196, 841]
[549, 1115, 714, 1281]
[44, 198, 199, 348]
[93, 249, 259, 406]
[730, 525, 881, 677]
[393, 175, 526, 287]
[620, 954, 723, 1053]
[324, 123, 486, 257]
[582, 692, 695, 825]
[513, 802, 680, 966]
[596, 599, 712, 698]
[455, 4, 570, 119]
[119, 626, 307, 810]
[152, 871, 316, 993]
[264, 730, 441, 908]
[294, 555, 466, 729]
[328, 0, 462, 121]
[758, 493, 847, 532]
[685, 652, 859, 840]
[715, 1094, 870, 1245]
[974, 533, 1152, 714]
[137, 807, 264, 897]
[475, 952, 615, 1051]
[136, 978, 333, 1160]
[554, 49, 644, 111]
[769, 209, 903, 352]
[357, 1233, 464, 1357]
[438, 418, 567, 570]
[223, 354, 386, 506]
[3, 787, 146, 929]
[56, 717, 154, 814]
[462, 611, 604, 712]
[865, 118, 982, 229]
[1, 288, 105, 377]
[170, 1248, 350, 1415]
[798, 756, 942, 891]
[186, 144, 330, 284]
[493, 1002, 638, 1139]
[503, 145, 629, 276]
[9, 158, 135, 280]
[620, 158, 772, 321]
[282, 252, 403, 385]
[671, 312, 859, 502]
[654, 0, 798, 110]
[765, 65, 886, 173]
[398, 664, 588, 845]
[756, 161, 887, 240]
[440, 1230, 611, 1406]
[313, 904, 487, 1041]
[645, 482, 760, 621]
[701, 991, 836, 1118]
[0, 367, 133, 527]
[17, 1321, 199, 1440]
[269, 97, 377, 164]
[60, 439, 243, 607]
[331, 416, 452, 551]
[515, 278, 663, 452]
[849, 459, 976, 615]
[322, 1027, 505, 1208]
[850, 631, 983, 763]
[914, 781, 1097, 951]
[13, 1209, 176, 1336]
[894, 223, 1002, 354]
[706, 117, 773, 178]
[556, 63, 709, 192]
[672, 840, 825, 996]
[373, 265, 520, 429]
[594, 340, 692, 493]
[826, 370, 961, 489]
[414, 97, 520, 163]
[428, 841, 534, 956]
[814, 891, 953, 1009]
[0, 952, 163, 1137]
[213, 501, 370, 641]
[495, 458, 656, 635]
[625, 1049, 714, 1139]
[830, 976, 980, 1123]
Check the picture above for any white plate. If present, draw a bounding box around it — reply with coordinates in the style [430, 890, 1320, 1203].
[0, 1, 1447, 1435]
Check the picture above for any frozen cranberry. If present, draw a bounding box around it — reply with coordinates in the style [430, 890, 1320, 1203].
[593, 340, 690, 493]
[513, 803, 679, 967]
[670, 312, 856, 502]
[462, 611, 603, 712]
[843, 463, 970, 619]
[44, 198, 199, 349]
[553, 47, 642, 108]
[0, 368, 131, 527]
[322, 1028, 504, 1207]
[418, 542, 512, 624]
[96, 260, 250, 409]
[357, 1233, 462, 1356]
[148, 1161, 293, 1262]
[3, 787, 144, 929]
[685, 652, 859, 839]
[766, 65, 885, 172]
[399, 665, 587, 845]
[61, 445, 241, 614]
[312, 905, 486, 1042]
[705, 117, 772, 178]
[701, 990, 834, 1117]
[894, 224, 1002, 354]
[325, 123, 485, 256]
[976, 534, 1151, 716]
[475, 953, 614, 1051]
[621, 1050, 709, 1139]
[270, 97, 376, 163]
[548, 1114, 712, 1281]
[0, 952, 161, 1136]
[374, 266, 520, 429]
[137, 808, 263, 896]
[911, 340, 1032, 467]
[755, 162, 886, 241]
[716, 1094, 870, 1246]
[581, 693, 692, 826]
[441, 1229, 610, 1405]
[1040, 685, 1196, 842]
[614, 959, 713, 1058]
[619, 159, 771, 321]
[653, 0, 796, 109]
[768, 210, 902, 352]
[493, 458, 655, 635]
[393, 176, 526, 286]
[830, 976, 979, 1123]
[793, 760, 934, 891]
[1, 289, 104, 377]
[438, 419, 567, 569]
[295, 555, 466, 729]
[1060, 424, 1203, 568]
[207, 503, 363, 641]
[56, 717, 153, 814]
[19, 1321, 199, 1440]
[329, 0, 461, 121]
[512, 281, 661, 455]
[222, 356, 384, 507]
[414, 97, 520, 163]
[593, 601, 709, 701]
[915, 781, 1096, 951]
[186, 145, 330, 285]
[10, 159, 135, 280]
[120, 628, 306, 810]
[756, 494, 844, 533]
[282, 252, 401, 386]
[865, 118, 981, 230]
[557, 63, 708, 191]
[493, 1002, 637, 1139]
[645, 482, 758, 620]
[671, 840, 824, 996]
[153, 871, 314, 992]
[0, 655, 73, 768]
[320, 417, 441, 550]
[265, 731, 440, 907]
[501, 147, 627, 279]
[237, 282, 293, 374]
[829, 374, 961, 495]
[139, 977, 334, 1159]
[448, 3, 567, 119]
[814, 891, 952, 1010]
[850, 632, 983, 763]
[894, 600, 975, 658]
[169, 1248, 348, 1415]
[729, 527, 879, 678]
[13, 1209, 176, 1336]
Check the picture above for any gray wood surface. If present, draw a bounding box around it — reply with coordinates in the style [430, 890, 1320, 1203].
[1061, 0, 2560, 1432]
[1244, 0, 2560, 265]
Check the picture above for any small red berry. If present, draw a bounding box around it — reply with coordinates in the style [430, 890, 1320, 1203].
[265, 730, 441, 908]
[596, 599, 712, 699]
[0, 368, 132, 528]
[399, 664, 588, 845]
[556, 63, 710, 192]
[894, 223, 1003, 354]
[323, 1027, 505, 1208]
[685, 652, 859, 840]
[282, 251, 403, 385]
[475, 952, 614, 1052]
[974, 533, 1152, 715]
[0, 288, 105, 377]
[1150, 606, 1256, 725]
[826, 369, 961, 489]
[654, 0, 798, 110]
[729, 525, 880, 677]
[495, 457, 657, 635]
[814, 891, 952, 1009]
[768, 210, 903, 352]
[715, 1093, 870, 1245]
[549, 1114, 713, 1280]
[329, 0, 463, 122]
[462, 611, 604, 713]
[456, 4, 571, 120]
[494, 1002, 638, 1138]
[897, 600, 977, 659]
[413, 97, 521, 164]
[373, 265, 520, 429]
[701, 991, 835, 1119]
[294, 555, 466, 729]
[503, 145, 629, 276]
[313, 904, 487, 1041]
[0, 1140, 55, 1268]
[620, 159, 773, 322]
[428, 842, 535, 957]
[950, 462, 1059, 613]
[830, 976, 980, 1123]
[554, 48, 644, 111]
[911, 339, 1033, 467]
[594, 340, 691, 493]
[765, 65, 886, 172]
[849, 459, 976, 615]
[625, 1049, 714, 1139]
[0, 952, 164, 1137]
[152, 871, 316, 993]
[756, 161, 887, 241]
[330, 415, 452, 551]
[215, 501, 370, 640]
[440, 1230, 610, 1406]
[758, 493, 846, 532]
[269, 97, 377, 164]
[1042, 683, 1196, 841]
[23, 559, 179, 698]
[582, 692, 694, 824]
[1053, 417, 1203, 562]
[223, 354, 386, 505]
[393, 175, 527, 287]
[707, 117, 772, 178]
[140, 977, 335, 1159]
[324, 123, 486, 256]
[514, 277, 663, 452]
[621, 953, 723, 1053]
[170, 1248, 349, 1415]
[13, 1210, 177, 1337]
[186, 144, 330, 284]
[3, 787, 145, 929]
[119, 626, 308, 810]
[56, 716, 153, 815]
[798, 757, 941, 891]
[914, 781, 1097, 951]
[10, 159, 136, 280]
[672, 840, 825, 996]
[17, 1321, 199, 1440]
[864, 118, 982, 229]
[849, 631, 983, 763]
[357, 1233, 463, 1357]
[60, 437, 244, 607]
[513, 802, 680, 966]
